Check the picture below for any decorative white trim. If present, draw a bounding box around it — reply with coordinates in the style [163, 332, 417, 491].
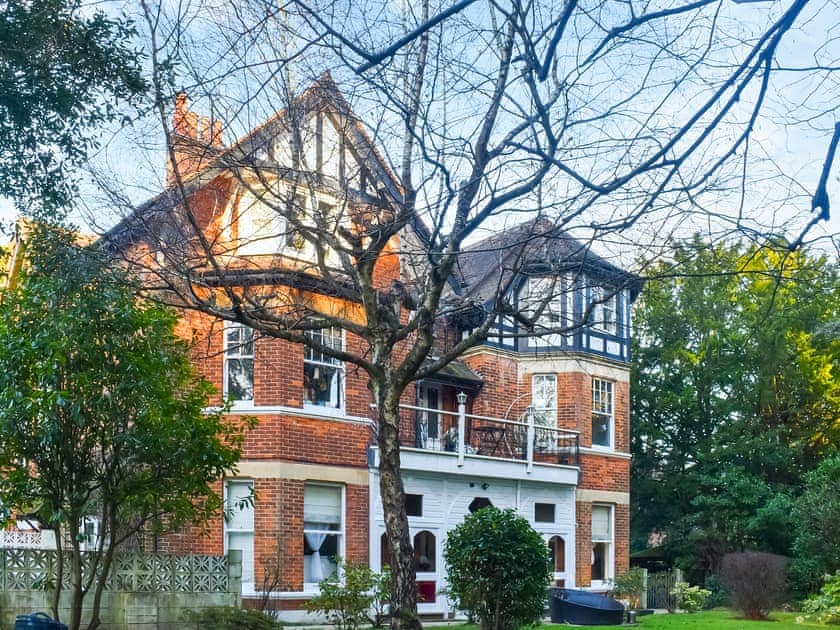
[463, 346, 631, 378]
[205, 404, 372, 425]
[235, 461, 369, 484]
[242, 585, 316, 599]
[579, 447, 631, 460]
[576, 489, 629, 505]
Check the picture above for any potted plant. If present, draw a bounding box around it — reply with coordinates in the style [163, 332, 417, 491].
[611, 568, 652, 616]
[443, 427, 458, 452]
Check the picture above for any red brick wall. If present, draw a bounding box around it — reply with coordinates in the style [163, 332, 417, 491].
[462, 352, 524, 419]
[191, 323, 375, 420]
[615, 503, 630, 576]
[579, 454, 629, 493]
[234, 414, 369, 465]
[253, 479, 369, 592]
[463, 351, 630, 447]
[575, 501, 592, 586]
[613, 379, 630, 453]
[556, 372, 588, 434]
[155, 477, 368, 594]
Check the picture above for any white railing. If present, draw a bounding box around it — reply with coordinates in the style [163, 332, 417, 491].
[404, 400, 580, 469]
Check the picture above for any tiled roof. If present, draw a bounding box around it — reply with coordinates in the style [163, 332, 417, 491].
[455, 217, 642, 303]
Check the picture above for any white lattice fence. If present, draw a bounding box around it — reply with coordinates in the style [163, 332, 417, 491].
[0, 530, 54, 549]
[1, 549, 232, 594]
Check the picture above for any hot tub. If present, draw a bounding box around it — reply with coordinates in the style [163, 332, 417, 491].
[549, 588, 625, 625]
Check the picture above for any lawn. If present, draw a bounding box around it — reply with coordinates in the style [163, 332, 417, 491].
[634, 610, 818, 629]
[428, 610, 823, 630]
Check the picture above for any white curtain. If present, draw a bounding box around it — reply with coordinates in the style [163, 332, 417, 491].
[305, 530, 328, 582]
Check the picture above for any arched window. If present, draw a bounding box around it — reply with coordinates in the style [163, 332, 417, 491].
[468, 497, 493, 513]
[548, 535, 566, 573]
[413, 531, 436, 572]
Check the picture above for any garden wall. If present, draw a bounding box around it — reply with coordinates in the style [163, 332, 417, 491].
[0, 548, 241, 629]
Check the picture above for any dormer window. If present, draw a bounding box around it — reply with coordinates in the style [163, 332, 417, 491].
[524, 276, 564, 330]
[591, 286, 617, 335]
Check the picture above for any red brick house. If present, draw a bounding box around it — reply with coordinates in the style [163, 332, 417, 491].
[105, 75, 641, 619]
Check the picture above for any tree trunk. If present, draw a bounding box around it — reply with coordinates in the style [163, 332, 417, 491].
[69, 541, 85, 630]
[51, 525, 64, 621]
[375, 384, 421, 630]
[86, 543, 114, 630]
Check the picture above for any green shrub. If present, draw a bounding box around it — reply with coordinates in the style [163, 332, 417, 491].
[611, 568, 646, 609]
[443, 506, 550, 630]
[304, 558, 387, 630]
[670, 582, 711, 612]
[703, 574, 729, 609]
[792, 455, 840, 598]
[800, 571, 840, 625]
[789, 556, 823, 601]
[182, 606, 281, 629]
[370, 565, 391, 628]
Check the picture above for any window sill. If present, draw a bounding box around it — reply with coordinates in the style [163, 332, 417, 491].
[303, 403, 345, 417]
[241, 584, 320, 599]
[205, 404, 370, 424]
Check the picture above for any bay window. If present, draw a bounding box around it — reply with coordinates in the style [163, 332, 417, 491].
[591, 504, 613, 584]
[224, 323, 254, 404]
[225, 479, 254, 585]
[591, 378, 613, 448]
[304, 327, 344, 410]
[304, 484, 343, 585]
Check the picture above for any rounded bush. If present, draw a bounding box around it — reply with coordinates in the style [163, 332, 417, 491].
[444, 506, 550, 630]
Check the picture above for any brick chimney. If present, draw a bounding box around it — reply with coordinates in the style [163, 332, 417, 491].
[166, 93, 224, 186]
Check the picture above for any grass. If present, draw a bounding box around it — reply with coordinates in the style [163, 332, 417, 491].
[429, 610, 823, 630]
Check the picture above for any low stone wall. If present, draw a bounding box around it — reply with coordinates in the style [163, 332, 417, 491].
[0, 549, 242, 629]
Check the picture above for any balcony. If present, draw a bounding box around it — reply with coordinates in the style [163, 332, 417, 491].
[368, 401, 581, 486]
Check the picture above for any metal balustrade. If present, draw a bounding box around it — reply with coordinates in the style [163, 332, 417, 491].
[405, 401, 580, 468]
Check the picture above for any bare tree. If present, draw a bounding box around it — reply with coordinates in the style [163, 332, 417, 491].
[94, 0, 837, 628]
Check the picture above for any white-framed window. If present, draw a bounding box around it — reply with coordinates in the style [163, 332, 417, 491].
[525, 276, 564, 329]
[225, 479, 255, 585]
[532, 374, 557, 425]
[590, 285, 617, 335]
[304, 484, 344, 586]
[532, 373, 557, 451]
[304, 327, 345, 410]
[78, 516, 101, 552]
[591, 504, 613, 585]
[224, 323, 254, 404]
[591, 378, 613, 448]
